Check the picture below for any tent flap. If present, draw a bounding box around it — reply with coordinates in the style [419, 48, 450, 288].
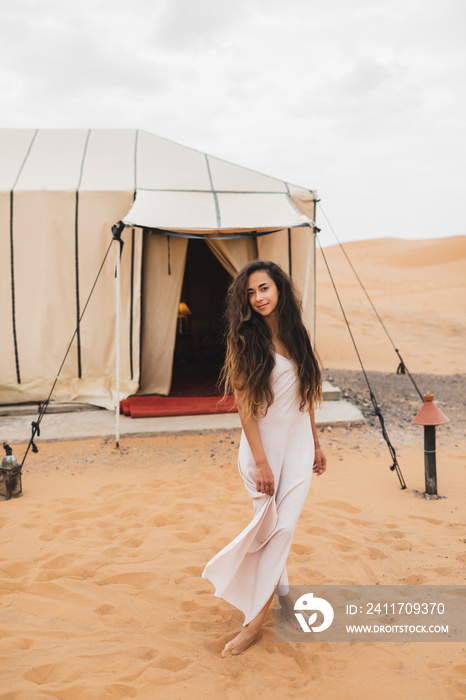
[122, 189, 312, 234]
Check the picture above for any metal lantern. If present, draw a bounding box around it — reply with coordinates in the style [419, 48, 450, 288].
[1, 443, 22, 500]
[412, 394, 449, 497]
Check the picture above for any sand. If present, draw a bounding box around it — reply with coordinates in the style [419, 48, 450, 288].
[316, 235, 466, 374]
[1, 236, 465, 699]
[1, 431, 465, 700]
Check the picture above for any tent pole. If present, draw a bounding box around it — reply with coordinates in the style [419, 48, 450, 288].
[115, 239, 121, 448]
[313, 202, 317, 350]
[302, 225, 313, 321]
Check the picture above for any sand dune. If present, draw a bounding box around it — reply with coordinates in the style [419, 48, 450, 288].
[316, 236, 466, 374]
[1, 430, 465, 699]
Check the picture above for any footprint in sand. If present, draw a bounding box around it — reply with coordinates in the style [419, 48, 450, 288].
[408, 515, 443, 525]
[153, 656, 191, 672]
[95, 604, 118, 615]
[174, 524, 213, 543]
[181, 565, 202, 576]
[446, 664, 466, 697]
[297, 566, 327, 582]
[24, 663, 67, 685]
[41, 553, 77, 570]
[4, 636, 34, 650]
[366, 546, 389, 560]
[319, 500, 363, 513]
[180, 600, 202, 612]
[305, 526, 328, 536]
[96, 572, 155, 588]
[330, 542, 354, 553]
[120, 537, 143, 549]
[291, 543, 315, 556]
[94, 484, 124, 496]
[120, 507, 142, 518]
[347, 517, 378, 529]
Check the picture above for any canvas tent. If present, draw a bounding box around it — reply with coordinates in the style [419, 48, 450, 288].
[0, 129, 317, 410]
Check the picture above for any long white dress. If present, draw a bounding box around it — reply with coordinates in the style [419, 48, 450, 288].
[202, 352, 314, 626]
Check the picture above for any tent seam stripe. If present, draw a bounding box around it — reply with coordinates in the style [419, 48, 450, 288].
[134, 129, 139, 195]
[12, 128, 38, 189]
[9, 128, 38, 385]
[287, 228, 292, 277]
[137, 227, 288, 240]
[9, 191, 21, 384]
[75, 129, 92, 379]
[135, 187, 299, 194]
[205, 155, 221, 228]
[130, 130, 138, 379]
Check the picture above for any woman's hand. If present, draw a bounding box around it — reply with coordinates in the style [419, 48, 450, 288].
[255, 461, 275, 496]
[313, 447, 327, 476]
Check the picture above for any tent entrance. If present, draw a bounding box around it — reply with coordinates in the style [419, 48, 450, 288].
[171, 239, 231, 396]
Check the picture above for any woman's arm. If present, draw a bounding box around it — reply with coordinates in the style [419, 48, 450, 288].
[310, 407, 327, 476]
[236, 391, 275, 496]
[306, 328, 327, 476]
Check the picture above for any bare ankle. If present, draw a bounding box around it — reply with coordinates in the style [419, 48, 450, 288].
[244, 621, 260, 635]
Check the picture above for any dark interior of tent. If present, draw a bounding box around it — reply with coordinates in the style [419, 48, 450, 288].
[171, 239, 231, 396]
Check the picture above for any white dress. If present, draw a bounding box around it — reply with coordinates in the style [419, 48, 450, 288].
[202, 352, 314, 626]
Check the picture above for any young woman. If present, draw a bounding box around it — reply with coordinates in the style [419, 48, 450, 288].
[202, 260, 327, 657]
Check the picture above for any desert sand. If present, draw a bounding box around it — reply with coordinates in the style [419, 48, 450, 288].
[1, 236, 465, 699]
[316, 235, 466, 374]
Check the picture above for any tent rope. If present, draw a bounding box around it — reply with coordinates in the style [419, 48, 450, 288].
[316, 233, 407, 489]
[20, 238, 115, 468]
[317, 202, 424, 402]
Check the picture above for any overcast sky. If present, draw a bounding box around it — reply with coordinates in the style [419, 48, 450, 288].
[1, 0, 465, 244]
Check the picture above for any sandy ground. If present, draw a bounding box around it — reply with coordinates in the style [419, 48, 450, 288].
[1, 236, 465, 699]
[1, 430, 465, 700]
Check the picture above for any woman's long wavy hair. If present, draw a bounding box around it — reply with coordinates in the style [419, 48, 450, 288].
[220, 260, 322, 419]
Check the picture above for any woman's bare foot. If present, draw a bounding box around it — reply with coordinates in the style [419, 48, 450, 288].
[278, 593, 301, 631]
[221, 623, 261, 657]
[221, 591, 274, 657]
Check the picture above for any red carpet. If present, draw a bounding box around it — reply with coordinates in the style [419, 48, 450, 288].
[120, 394, 237, 418]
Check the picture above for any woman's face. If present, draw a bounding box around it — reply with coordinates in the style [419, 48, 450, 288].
[247, 270, 279, 318]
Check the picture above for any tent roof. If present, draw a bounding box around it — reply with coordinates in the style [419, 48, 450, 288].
[0, 128, 316, 234]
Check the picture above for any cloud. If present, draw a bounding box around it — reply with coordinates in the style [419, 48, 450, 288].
[152, 0, 250, 50]
[0, 0, 464, 241]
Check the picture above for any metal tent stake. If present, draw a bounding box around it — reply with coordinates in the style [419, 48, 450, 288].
[412, 394, 449, 497]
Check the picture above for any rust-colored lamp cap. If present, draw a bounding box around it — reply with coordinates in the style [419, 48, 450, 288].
[412, 394, 450, 426]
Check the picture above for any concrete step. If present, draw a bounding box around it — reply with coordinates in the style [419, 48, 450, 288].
[322, 381, 341, 401]
[1, 399, 364, 445]
[0, 402, 101, 417]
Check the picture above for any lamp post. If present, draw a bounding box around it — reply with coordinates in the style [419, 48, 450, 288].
[412, 394, 449, 497]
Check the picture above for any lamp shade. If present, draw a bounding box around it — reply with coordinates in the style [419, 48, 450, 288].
[178, 302, 192, 318]
[412, 394, 449, 426]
